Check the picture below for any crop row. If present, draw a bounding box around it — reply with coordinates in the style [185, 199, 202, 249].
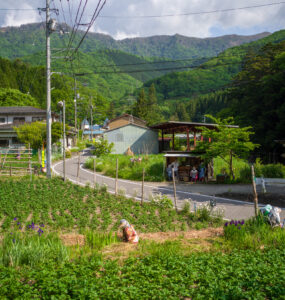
[0, 177, 212, 233]
[0, 248, 284, 299]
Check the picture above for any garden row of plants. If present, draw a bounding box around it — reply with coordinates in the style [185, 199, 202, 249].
[0, 176, 221, 233]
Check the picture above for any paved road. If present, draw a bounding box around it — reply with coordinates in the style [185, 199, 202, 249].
[52, 152, 285, 221]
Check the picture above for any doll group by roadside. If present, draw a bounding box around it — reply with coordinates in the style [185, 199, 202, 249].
[167, 161, 205, 182]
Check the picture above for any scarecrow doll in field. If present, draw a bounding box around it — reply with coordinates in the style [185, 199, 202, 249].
[119, 219, 139, 244]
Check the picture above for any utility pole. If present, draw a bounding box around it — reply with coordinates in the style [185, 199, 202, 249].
[90, 101, 93, 142]
[58, 101, 66, 181]
[46, 0, 52, 178]
[74, 77, 77, 143]
[39, 0, 58, 178]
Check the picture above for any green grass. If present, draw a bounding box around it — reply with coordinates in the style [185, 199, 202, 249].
[85, 154, 166, 182]
[213, 156, 249, 180]
[0, 232, 70, 267]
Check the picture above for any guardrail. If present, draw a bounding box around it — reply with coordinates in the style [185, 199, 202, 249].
[256, 178, 285, 185]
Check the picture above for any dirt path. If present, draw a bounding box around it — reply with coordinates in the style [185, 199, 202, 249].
[60, 228, 223, 246]
[139, 227, 223, 242]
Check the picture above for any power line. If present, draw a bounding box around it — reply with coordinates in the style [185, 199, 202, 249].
[65, 52, 247, 70]
[67, 0, 107, 60]
[97, 1, 285, 19]
[54, 51, 250, 75]
[0, 8, 38, 11]
[63, 59, 244, 76]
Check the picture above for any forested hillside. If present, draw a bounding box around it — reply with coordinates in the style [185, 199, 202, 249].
[21, 49, 204, 102]
[0, 57, 110, 124]
[143, 29, 285, 103]
[223, 41, 285, 152]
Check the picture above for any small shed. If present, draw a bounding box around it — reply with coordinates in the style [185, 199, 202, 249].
[104, 122, 158, 155]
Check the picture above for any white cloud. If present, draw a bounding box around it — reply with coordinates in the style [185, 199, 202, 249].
[113, 31, 141, 40]
[0, 0, 285, 38]
[2, 2, 41, 27]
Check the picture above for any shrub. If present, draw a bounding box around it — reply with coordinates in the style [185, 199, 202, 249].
[92, 139, 114, 157]
[65, 149, 71, 158]
[261, 164, 285, 178]
[150, 193, 173, 209]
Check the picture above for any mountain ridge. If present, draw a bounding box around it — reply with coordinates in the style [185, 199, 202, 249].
[0, 22, 271, 59]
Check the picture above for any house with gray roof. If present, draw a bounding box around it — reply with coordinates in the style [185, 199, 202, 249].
[0, 106, 58, 147]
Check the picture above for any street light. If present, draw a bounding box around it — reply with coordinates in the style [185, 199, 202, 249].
[58, 100, 66, 181]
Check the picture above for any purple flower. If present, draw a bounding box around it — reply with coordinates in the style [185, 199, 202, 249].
[13, 217, 17, 221]
[12, 238, 15, 243]
[238, 226, 241, 230]
[240, 220, 245, 225]
[234, 221, 238, 226]
[17, 222, 21, 226]
[18, 226, 22, 230]
[224, 222, 228, 227]
[230, 220, 234, 225]
[40, 224, 45, 228]
[10, 232, 13, 235]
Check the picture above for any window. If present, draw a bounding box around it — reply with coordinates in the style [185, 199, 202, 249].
[13, 117, 25, 123]
[0, 118, 5, 123]
[32, 117, 44, 122]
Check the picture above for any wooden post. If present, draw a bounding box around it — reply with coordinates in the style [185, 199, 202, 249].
[251, 165, 259, 217]
[93, 158, 96, 187]
[10, 164, 12, 176]
[141, 168, 145, 205]
[186, 128, 190, 151]
[172, 167, 178, 211]
[77, 153, 80, 182]
[161, 130, 164, 152]
[28, 144, 31, 173]
[115, 158, 118, 196]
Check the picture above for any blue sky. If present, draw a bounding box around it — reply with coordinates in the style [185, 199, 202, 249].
[0, 0, 284, 39]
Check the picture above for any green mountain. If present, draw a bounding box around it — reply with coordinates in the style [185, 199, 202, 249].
[0, 22, 270, 60]
[142, 30, 285, 104]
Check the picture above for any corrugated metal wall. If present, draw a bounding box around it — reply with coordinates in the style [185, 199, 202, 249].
[104, 125, 159, 154]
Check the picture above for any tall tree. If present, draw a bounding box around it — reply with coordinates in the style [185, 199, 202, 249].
[225, 41, 285, 154]
[196, 115, 258, 179]
[133, 88, 147, 120]
[145, 83, 163, 125]
[176, 102, 189, 121]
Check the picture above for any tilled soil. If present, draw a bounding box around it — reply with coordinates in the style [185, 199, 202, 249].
[60, 228, 223, 246]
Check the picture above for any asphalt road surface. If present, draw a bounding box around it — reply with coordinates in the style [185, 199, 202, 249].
[52, 152, 285, 221]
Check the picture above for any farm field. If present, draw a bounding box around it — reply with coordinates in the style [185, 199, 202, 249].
[0, 176, 284, 299]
